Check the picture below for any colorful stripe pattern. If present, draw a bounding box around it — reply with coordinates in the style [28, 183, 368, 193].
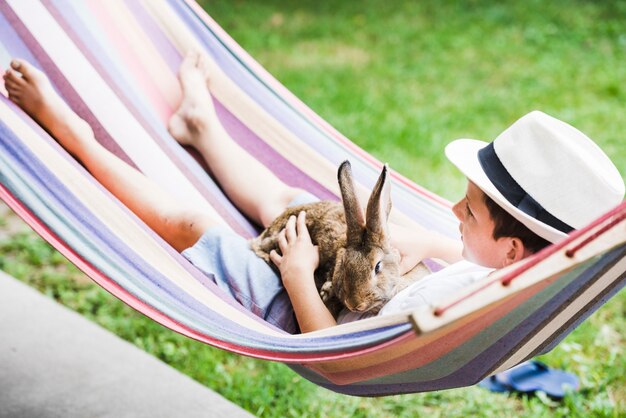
[0, 0, 624, 396]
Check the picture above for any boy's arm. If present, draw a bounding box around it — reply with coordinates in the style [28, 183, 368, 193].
[389, 222, 463, 274]
[270, 212, 336, 333]
[281, 268, 337, 333]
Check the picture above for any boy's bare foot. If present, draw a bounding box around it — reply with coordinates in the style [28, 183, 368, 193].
[168, 51, 221, 147]
[3, 59, 94, 157]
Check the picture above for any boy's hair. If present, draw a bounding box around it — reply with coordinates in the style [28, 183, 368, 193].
[482, 194, 552, 254]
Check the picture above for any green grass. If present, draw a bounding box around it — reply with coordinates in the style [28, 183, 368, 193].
[1, 231, 624, 417]
[202, 0, 626, 201]
[2, 0, 626, 416]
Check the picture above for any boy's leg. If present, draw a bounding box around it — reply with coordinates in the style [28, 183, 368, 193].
[3, 59, 215, 252]
[168, 52, 303, 228]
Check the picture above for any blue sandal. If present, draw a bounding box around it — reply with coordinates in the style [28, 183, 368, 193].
[479, 360, 579, 399]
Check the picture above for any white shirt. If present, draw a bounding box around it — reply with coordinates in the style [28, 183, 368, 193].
[337, 260, 493, 324]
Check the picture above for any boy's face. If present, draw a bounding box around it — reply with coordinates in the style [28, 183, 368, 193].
[452, 181, 511, 268]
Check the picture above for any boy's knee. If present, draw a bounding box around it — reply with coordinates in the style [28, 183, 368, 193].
[258, 187, 304, 228]
[164, 209, 215, 251]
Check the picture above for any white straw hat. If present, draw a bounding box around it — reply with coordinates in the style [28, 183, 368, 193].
[445, 110, 625, 243]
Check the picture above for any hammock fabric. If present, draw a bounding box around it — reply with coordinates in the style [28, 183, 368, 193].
[0, 0, 625, 397]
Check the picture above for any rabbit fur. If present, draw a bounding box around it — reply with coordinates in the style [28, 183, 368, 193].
[250, 161, 429, 318]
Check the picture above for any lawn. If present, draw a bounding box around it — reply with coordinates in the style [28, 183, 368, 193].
[1, 0, 625, 416]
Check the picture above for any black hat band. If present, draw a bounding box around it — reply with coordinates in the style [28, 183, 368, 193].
[477, 143, 574, 234]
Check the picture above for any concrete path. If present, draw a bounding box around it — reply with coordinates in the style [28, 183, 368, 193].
[0, 271, 254, 418]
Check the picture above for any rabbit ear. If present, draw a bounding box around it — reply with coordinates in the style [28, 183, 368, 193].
[365, 164, 391, 238]
[338, 161, 365, 243]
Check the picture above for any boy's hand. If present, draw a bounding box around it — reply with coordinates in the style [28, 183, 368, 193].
[269, 211, 319, 286]
[270, 211, 336, 332]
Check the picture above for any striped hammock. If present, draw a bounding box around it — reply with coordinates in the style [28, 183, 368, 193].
[0, 0, 624, 397]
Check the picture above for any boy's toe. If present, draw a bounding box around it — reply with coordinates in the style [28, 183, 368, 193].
[4, 68, 17, 81]
[192, 51, 202, 67]
[198, 54, 211, 71]
[7, 90, 20, 102]
[180, 51, 195, 70]
[4, 68, 24, 84]
[11, 59, 38, 81]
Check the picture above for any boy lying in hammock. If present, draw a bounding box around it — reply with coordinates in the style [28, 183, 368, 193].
[3, 55, 623, 333]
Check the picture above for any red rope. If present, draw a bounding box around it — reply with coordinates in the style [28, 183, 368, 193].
[565, 212, 626, 258]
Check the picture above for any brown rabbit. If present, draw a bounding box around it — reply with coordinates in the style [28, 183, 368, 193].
[250, 161, 429, 318]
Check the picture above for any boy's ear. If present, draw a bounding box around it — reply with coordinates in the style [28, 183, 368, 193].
[503, 237, 526, 267]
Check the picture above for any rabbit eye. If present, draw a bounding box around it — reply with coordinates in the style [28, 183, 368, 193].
[374, 261, 382, 274]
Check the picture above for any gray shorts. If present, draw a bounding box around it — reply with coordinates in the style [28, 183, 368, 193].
[182, 192, 319, 334]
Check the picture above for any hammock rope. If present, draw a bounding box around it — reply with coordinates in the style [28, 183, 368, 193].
[0, 0, 624, 396]
[565, 210, 626, 259]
